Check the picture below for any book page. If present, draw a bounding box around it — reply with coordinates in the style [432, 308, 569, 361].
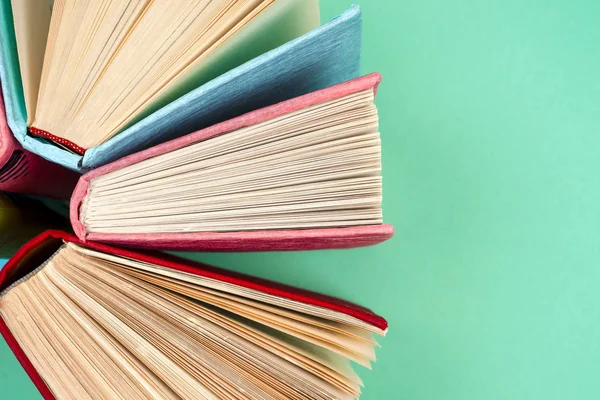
[123, 0, 320, 131]
[34, 0, 319, 149]
[1, 243, 369, 399]
[11, 0, 53, 125]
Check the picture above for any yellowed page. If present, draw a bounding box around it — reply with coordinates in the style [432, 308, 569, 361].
[11, 0, 53, 125]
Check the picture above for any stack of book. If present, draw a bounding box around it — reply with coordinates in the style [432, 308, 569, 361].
[0, 1, 393, 399]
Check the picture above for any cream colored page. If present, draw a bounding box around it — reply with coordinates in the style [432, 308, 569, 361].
[69, 259, 349, 400]
[34, 0, 320, 148]
[34, 0, 154, 134]
[97, 263, 376, 362]
[69, 243, 384, 334]
[34, 0, 274, 147]
[126, 0, 320, 130]
[45, 263, 219, 400]
[99, 260, 362, 394]
[11, 0, 53, 125]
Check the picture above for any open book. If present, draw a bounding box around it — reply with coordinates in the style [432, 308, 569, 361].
[1, 2, 363, 171]
[0, 195, 67, 257]
[70, 74, 394, 251]
[0, 230, 388, 400]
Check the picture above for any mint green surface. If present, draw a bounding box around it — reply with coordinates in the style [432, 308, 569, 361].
[2, 1, 600, 399]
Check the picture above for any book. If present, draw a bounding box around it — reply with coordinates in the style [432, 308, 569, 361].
[0, 2, 363, 172]
[69, 74, 394, 251]
[0, 74, 78, 199]
[0, 230, 388, 399]
[0, 195, 67, 258]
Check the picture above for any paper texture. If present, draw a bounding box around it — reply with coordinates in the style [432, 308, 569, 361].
[0, 5, 362, 172]
[70, 74, 394, 251]
[0, 78, 78, 199]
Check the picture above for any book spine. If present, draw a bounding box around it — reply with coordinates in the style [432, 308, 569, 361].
[29, 127, 86, 155]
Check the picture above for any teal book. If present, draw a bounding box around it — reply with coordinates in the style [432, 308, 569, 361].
[0, 1, 362, 172]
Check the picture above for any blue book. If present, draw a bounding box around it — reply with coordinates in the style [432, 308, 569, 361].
[0, 2, 362, 172]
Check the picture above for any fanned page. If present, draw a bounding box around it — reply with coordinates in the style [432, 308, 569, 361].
[0, 242, 386, 399]
[10, 0, 53, 125]
[80, 89, 383, 235]
[30, 0, 318, 151]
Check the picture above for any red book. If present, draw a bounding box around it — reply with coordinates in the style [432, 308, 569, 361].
[0, 230, 388, 399]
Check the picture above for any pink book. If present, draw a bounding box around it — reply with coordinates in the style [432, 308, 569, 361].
[0, 86, 79, 200]
[71, 74, 394, 251]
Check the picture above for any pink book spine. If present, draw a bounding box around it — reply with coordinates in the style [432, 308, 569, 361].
[0, 87, 79, 200]
[70, 73, 394, 250]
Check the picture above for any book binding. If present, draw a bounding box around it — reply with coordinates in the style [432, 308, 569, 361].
[29, 127, 86, 155]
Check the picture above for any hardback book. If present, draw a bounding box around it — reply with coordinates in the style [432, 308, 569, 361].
[0, 77, 78, 199]
[0, 194, 68, 258]
[0, 230, 388, 399]
[70, 74, 394, 251]
[0, 1, 363, 172]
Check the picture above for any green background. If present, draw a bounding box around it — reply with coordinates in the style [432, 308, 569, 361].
[2, 0, 600, 398]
